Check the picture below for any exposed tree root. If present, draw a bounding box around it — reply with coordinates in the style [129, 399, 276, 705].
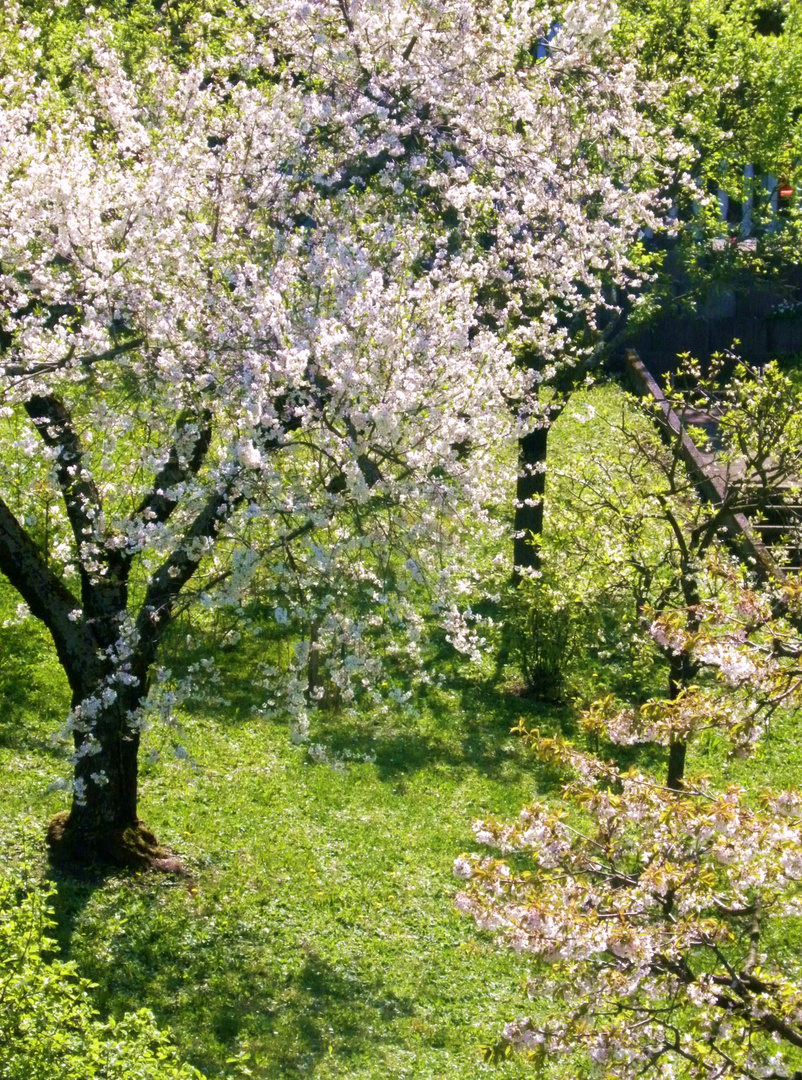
[47, 811, 188, 875]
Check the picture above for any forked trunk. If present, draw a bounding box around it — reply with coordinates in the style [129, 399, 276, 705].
[0, 397, 220, 873]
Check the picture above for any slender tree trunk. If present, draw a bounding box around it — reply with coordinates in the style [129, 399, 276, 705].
[306, 620, 321, 703]
[493, 426, 550, 681]
[665, 564, 703, 791]
[513, 427, 548, 574]
[666, 737, 687, 792]
[666, 650, 696, 791]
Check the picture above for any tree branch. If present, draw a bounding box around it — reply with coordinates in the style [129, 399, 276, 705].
[134, 409, 213, 529]
[3, 338, 144, 380]
[24, 394, 102, 562]
[0, 496, 93, 684]
[134, 485, 240, 662]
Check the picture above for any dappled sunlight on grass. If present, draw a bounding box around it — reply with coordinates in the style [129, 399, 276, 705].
[4, 380, 802, 1077]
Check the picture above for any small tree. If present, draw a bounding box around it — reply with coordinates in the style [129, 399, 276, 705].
[454, 362, 802, 1078]
[456, 724, 802, 1079]
[456, 565, 802, 1078]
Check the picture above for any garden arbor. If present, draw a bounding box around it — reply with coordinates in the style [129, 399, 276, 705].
[0, 1, 668, 864]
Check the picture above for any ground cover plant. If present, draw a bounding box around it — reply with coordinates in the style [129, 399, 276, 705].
[0, 830, 203, 1080]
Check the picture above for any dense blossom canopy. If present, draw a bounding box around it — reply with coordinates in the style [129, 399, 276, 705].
[0, 0, 675, 837]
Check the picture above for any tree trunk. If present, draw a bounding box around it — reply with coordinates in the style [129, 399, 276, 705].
[0, 398, 220, 871]
[494, 425, 550, 679]
[666, 738, 687, 792]
[47, 659, 170, 869]
[69, 696, 140, 836]
[513, 427, 548, 574]
[665, 650, 697, 791]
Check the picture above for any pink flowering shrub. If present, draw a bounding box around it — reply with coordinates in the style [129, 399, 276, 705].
[456, 722, 802, 1078]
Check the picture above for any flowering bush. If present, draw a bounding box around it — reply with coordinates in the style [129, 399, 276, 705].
[456, 729, 802, 1079]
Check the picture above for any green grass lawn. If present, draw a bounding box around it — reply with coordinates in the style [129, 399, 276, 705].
[6, 615, 800, 1080]
[4, 378, 802, 1078]
[0, 602, 574, 1079]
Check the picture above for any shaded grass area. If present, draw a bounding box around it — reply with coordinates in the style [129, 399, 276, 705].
[0, 588, 572, 1079]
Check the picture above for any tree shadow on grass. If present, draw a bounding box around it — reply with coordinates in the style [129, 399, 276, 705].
[296, 677, 576, 798]
[233, 947, 417, 1078]
[0, 680, 71, 755]
[49, 870, 417, 1079]
[168, 615, 672, 795]
[46, 859, 150, 955]
[172, 633, 671, 803]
